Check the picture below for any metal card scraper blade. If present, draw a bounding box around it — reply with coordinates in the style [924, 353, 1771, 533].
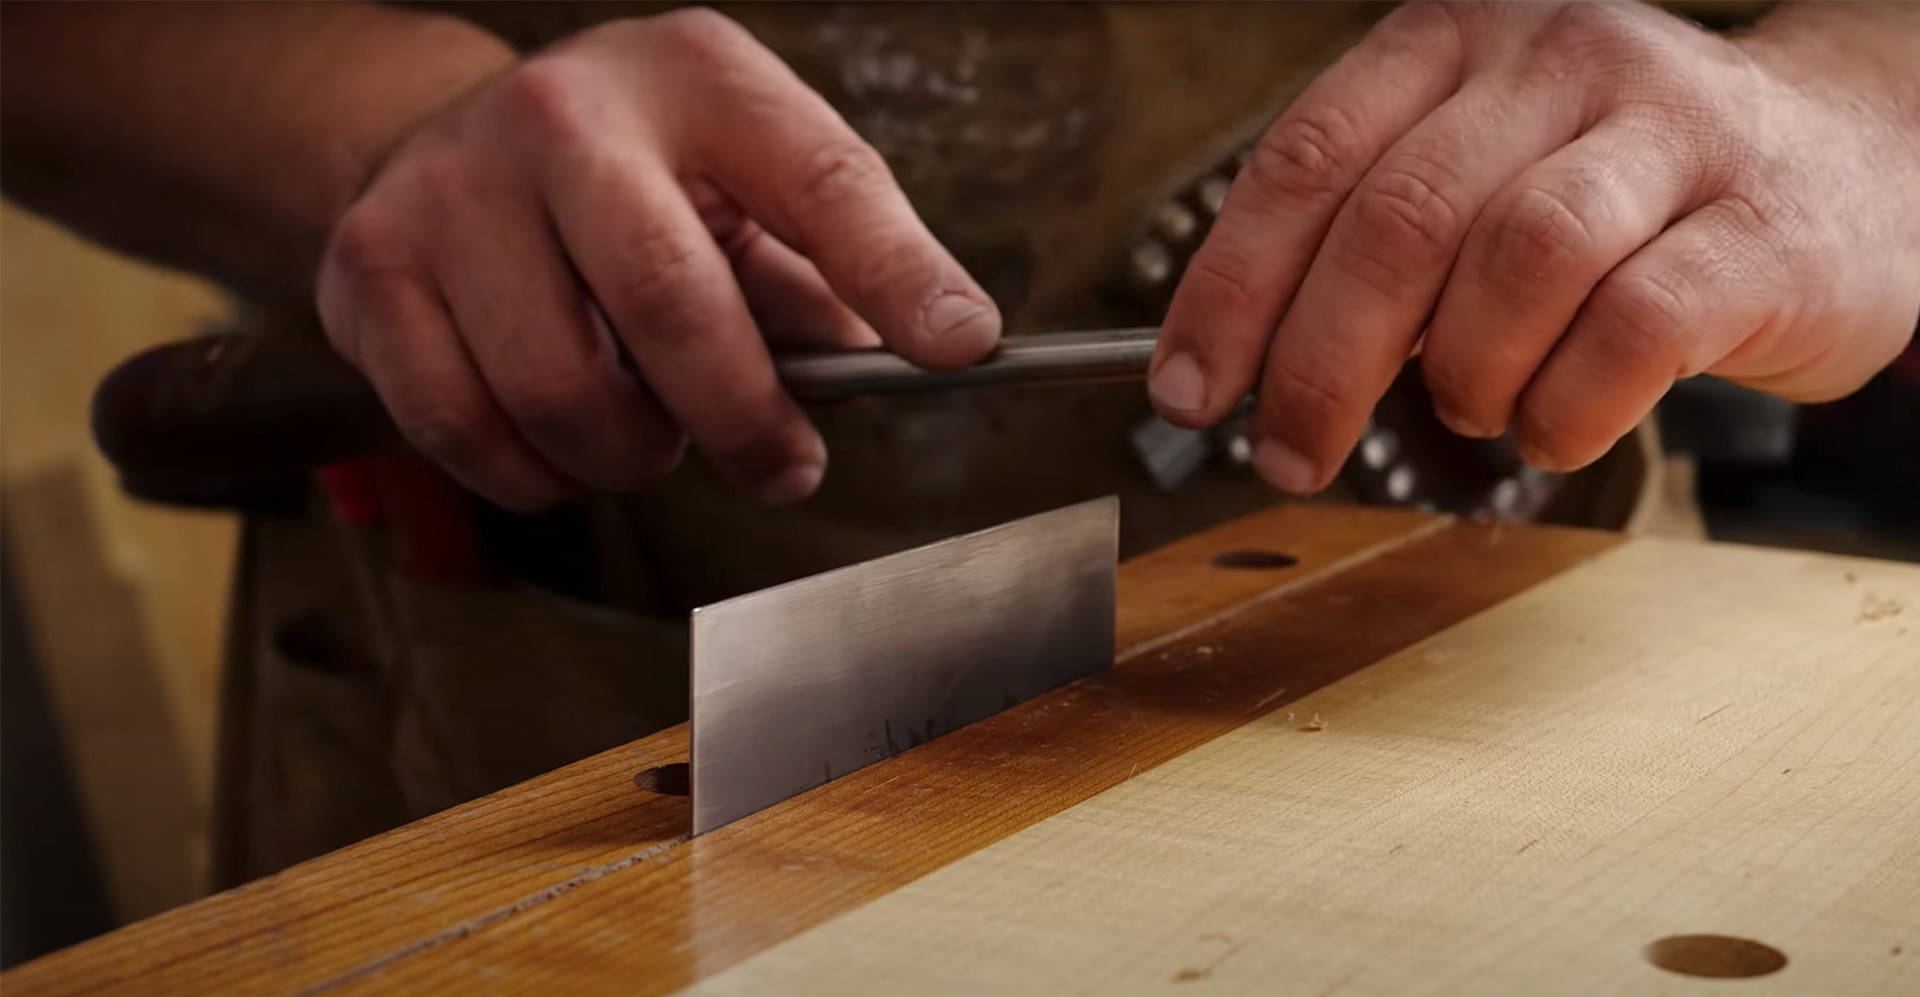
[689, 496, 1118, 834]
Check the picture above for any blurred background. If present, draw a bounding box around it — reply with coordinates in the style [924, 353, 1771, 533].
[2, 204, 235, 960]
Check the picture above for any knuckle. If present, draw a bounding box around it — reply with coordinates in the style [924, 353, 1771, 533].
[1717, 189, 1806, 250]
[609, 228, 703, 338]
[395, 395, 489, 469]
[1612, 68, 1739, 147]
[1515, 401, 1588, 469]
[847, 237, 939, 309]
[1382, 1, 1460, 36]
[1587, 268, 1693, 369]
[1525, 1, 1709, 102]
[1337, 162, 1462, 293]
[1533, 1, 1651, 66]
[648, 7, 751, 57]
[1242, 107, 1367, 206]
[788, 140, 895, 222]
[1372, 2, 1468, 65]
[623, 225, 701, 286]
[503, 367, 604, 446]
[644, 9, 776, 109]
[325, 209, 408, 282]
[1182, 249, 1262, 312]
[1264, 356, 1352, 430]
[502, 58, 597, 147]
[1419, 354, 1481, 417]
[1484, 185, 1600, 300]
[318, 212, 417, 364]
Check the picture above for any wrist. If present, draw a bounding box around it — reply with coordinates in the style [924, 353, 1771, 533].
[311, 12, 517, 237]
[1737, 3, 1920, 138]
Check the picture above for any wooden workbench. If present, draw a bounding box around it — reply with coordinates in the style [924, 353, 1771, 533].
[8, 503, 1916, 995]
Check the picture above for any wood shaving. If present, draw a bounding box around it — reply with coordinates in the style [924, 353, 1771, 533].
[1300, 712, 1326, 732]
[1860, 594, 1904, 623]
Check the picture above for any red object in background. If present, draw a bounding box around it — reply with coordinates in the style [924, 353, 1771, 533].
[318, 459, 385, 526]
[319, 454, 488, 584]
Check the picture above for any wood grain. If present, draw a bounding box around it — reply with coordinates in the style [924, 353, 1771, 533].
[696, 539, 1920, 995]
[323, 518, 1616, 995]
[5, 502, 1603, 995]
[1111, 502, 1438, 653]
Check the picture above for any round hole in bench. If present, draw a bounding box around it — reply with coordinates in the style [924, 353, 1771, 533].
[633, 762, 689, 796]
[1210, 549, 1299, 570]
[1644, 934, 1787, 979]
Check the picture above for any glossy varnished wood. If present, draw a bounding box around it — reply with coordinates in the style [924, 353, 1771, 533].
[4, 504, 1620, 995]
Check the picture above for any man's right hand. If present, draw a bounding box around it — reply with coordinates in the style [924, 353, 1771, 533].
[316, 9, 1001, 510]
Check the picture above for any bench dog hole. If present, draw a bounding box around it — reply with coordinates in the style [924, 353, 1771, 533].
[1644, 934, 1787, 979]
[633, 762, 690, 796]
[1211, 549, 1299, 570]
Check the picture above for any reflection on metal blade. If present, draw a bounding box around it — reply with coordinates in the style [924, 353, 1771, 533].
[690, 496, 1118, 834]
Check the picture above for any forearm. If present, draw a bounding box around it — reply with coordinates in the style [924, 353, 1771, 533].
[1740, 2, 1920, 137]
[0, 1, 514, 294]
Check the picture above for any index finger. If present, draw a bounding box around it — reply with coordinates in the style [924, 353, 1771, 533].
[666, 19, 1001, 369]
[1149, 2, 1467, 429]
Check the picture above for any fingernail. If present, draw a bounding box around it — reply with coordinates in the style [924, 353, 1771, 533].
[1253, 438, 1320, 494]
[1437, 408, 1501, 440]
[755, 460, 825, 506]
[1149, 351, 1207, 415]
[923, 292, 999, 349]
[1517, 441, 1586, 474]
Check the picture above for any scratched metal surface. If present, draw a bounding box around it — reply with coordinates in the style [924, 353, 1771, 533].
[690, 497, 1118, 834]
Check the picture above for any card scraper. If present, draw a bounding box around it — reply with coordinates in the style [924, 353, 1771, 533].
[689, 496, 1118, 834]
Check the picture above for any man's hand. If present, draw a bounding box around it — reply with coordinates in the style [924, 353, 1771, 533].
[318, 10, 1001, 509]
[1149, 1, 1920, 493]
